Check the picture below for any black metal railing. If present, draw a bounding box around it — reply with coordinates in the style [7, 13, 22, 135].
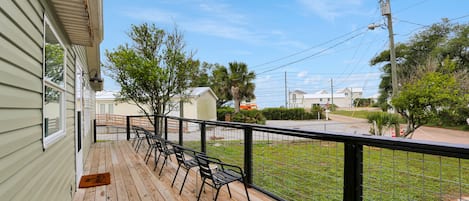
[123, 114, 469, 201]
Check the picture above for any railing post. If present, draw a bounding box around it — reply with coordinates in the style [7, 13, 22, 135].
[154, 114, 157, 135]
[201, 121, 206, 153]
[178, 118, 183, 144]
[244, 126, 253, 186]
[93, 119, 96, 143]
[164, 116, 168, 139]
[126, 116, 130, 141]
[343, 142, 363, 201]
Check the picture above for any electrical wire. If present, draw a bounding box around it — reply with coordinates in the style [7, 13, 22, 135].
[256, 31, 367, 75]
[251, 26, 369, 69]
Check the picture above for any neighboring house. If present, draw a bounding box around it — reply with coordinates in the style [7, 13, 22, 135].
[289, 88, 363, 109]
[96, 87, 218, 121]
[1, 1, 103, 201]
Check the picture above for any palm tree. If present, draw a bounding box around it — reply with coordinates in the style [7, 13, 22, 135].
[228, 62, 256, 113]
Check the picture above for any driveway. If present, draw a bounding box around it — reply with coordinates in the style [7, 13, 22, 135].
[266, 114, 469, 146]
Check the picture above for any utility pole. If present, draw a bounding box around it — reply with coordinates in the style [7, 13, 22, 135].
[330, 78, 334, 107]
[284, 71, 288, 108]
[381, 0, 398, 102]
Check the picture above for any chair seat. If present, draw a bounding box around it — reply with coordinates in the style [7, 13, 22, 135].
[184, 159, 198, 168]
[213, 169, 242, 186]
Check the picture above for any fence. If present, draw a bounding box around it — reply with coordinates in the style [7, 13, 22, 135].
[118, 115, 469, 201]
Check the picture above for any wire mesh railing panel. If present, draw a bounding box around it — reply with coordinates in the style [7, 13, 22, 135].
[252, 131, 344, 201]
[175, 121, 202, 151]
[362, 146, 469, 200]
[95, 125, 127, 141]
[204, 125, 245, 168]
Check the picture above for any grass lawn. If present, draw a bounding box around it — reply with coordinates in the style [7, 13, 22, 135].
[184, 140, 469, 201]
[331, 110, 379, 119]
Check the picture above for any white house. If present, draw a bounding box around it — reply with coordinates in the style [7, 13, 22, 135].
[96, 87, 218, 121]
[289, 88, 363, 109]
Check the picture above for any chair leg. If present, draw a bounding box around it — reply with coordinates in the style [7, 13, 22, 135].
[226, 184, 232, 198]
[243, 179, 251, 201]
[153, 148, 158, 168]
[144, 147, 152, 163]
[171, 165, 181, 187]
[154, 152, 162, 169]
[179, 168, 190, 195]
[197, 178, 206, 201]
[214, 188, 221, 201]
[158, 157, 167, 175]
[136, 139, 142, 152]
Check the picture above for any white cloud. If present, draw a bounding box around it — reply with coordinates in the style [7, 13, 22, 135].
[122, 2, 307, 49]
[297, 71, 308, 78]
[303, 75, 322, 84]
[297, 0, 365, 20]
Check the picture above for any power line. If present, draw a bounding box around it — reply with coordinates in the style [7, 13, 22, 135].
[256, 31, 367, 75]
[251, 26, 369, 69]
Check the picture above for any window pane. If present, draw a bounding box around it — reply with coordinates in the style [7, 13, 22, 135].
[100, 104, 105, 114]
[45, 24, 64, 86]
[44, 86, 62, 137]
[108, 104, 114, 114]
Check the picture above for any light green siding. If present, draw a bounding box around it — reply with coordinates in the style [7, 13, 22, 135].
[0, 0, 96, 200]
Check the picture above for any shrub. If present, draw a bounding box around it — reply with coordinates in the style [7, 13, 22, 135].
[232, 110, 266, 125]
[366, 112, 400, 136]
[217, 107, 234, 121]
[310, 105, 325, 120]
[262, 108, 317, 120]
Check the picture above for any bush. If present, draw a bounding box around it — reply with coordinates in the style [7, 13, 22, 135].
[311, 105, 325, 120]
[262, 108, 317, 120]
[217, 107, 234, 121]
[232, 110, 266, 125]
[366, 112, 400, 136]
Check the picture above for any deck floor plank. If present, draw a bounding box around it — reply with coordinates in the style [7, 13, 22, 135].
[74, 141, 273, 201]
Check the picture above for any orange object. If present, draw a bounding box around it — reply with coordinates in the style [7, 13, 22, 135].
[240, 103, 257, 110]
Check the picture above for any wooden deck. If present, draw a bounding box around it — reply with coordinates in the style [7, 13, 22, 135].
[73, 141, 272, 201]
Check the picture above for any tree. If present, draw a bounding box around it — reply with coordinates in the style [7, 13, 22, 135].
[227, 62, 256, 113]
[104, 23, 196, 129]
[211, 64, 233, 107]
[392, 68, 464, 138]
[370, 20, 468, 110]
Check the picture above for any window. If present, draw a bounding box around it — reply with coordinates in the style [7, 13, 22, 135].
[108, 104, 114, 114]
[43, 16, 67, 147]
[320, 98, 323, 102]
[100, 104, 106, 114]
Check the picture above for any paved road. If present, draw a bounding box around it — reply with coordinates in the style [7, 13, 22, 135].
[324, 114, 469, 145]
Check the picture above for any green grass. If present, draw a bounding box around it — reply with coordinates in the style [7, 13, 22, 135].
[185, 139, 469, 201]
[331, 110, 379, 119]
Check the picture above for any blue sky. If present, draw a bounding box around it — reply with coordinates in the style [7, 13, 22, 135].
[101, 0, 469, 108]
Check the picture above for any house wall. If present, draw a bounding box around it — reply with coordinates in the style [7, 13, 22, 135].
[196, 92, 217, 121]
[0, 1, 95, 200]
[96, 99, 144, 115]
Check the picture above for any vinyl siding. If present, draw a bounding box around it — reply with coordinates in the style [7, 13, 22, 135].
[0, 0, 94, 200]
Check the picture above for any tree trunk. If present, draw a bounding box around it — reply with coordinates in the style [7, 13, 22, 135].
[231, 86, 240, 113]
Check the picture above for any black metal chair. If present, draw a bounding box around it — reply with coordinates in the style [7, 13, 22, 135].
[153, 138, 175, 175]
[171, 144, 204, 195]
[195, 154, 250, 201]
[132, 126, 146, 152]
[143, 129, 158, 164]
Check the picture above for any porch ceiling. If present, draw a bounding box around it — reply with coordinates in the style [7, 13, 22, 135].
[50, 0, 103, 46]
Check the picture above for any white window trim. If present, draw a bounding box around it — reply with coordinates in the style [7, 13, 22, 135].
[43, 15, 67, 149]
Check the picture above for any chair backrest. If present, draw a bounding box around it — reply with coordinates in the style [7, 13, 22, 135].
[196, 154, 214, 180]
[143, 129, 155, 146]
[172, 145, 186, 165]
[134, 126, 143, 138]
[155, 138, 171, 153]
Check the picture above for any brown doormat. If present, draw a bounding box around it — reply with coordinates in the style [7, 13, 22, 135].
[79, 172, 111, 188]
